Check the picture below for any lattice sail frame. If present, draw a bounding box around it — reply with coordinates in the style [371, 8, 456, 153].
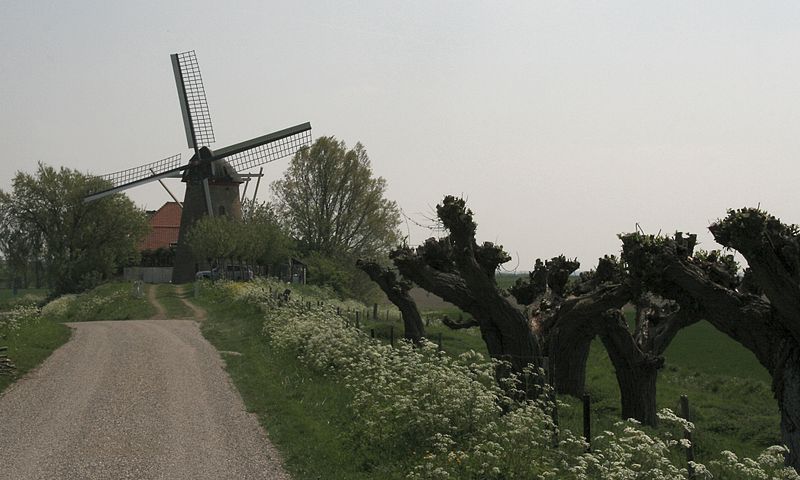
[98, 154, 183, 190]
[172, 50, 215, 149]
[220, 124, 312, 172]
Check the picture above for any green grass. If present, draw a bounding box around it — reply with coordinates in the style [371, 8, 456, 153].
[0, 317, 71, 394]
[188, 280, 783, 474]
[0, 288, 48, 311]
[365, 303, 779, 462]
[195, 291, 394, 480]
[154, 284, 195, 318]
[555, 337, 779, 463]
[43, 282, 156, 322]
[665, 320, 771, 383]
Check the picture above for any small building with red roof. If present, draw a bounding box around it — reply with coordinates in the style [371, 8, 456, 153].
[140, 202, 182, 251]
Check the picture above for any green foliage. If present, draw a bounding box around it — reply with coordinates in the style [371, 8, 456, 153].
[140, 247, 175, 267]
[41, 281, 155, 322]
[272, 136, 402, 260]
[303, 251, 382, 302]
[711, 208, 800, 252]
[0, 163, 148, 294]
[186, 202, 293, 268]
[0, 289, 47, 311]
[0, 312, 70, 394]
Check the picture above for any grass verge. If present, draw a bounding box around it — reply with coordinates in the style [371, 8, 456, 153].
[0, 288, 48, 310]
[196, 279, 781, 475]
[0, 317, 71, 394]
[42, 281, 156, 322]
[194, 289, 391, 480]
[155, 284, 195, 318]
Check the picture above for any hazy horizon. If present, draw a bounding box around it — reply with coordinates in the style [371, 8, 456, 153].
[3, 1, 798, 271]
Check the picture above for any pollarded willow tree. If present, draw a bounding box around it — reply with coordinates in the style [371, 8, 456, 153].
[356, 259, 425, 344]
[509, 255, 630, 398]
[386, 196, 702, 424]
[507, 251, 699, 425]
[620, 208, 800, 468]
[390, 196, 541, 391]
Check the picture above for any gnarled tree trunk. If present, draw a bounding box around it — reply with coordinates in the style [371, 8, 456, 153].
[598, 310, 663, 425]
[621, 213, 800, 468]
[538, 284, 630, 397]
[356, 260, 425, 343]
[391, 197, 541, 395]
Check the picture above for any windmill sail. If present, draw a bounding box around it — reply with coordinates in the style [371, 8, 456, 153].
[84, 153, 183, 202]
[171, 50, 215, 150]
[214, 122, 312, 172]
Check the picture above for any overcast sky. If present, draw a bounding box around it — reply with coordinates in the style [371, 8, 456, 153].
[2, 1, 798, 270]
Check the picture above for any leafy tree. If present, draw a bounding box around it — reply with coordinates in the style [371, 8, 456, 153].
[241, 201, 293, 268]
[271, 136, 401, 258]
[271, 136, 401, 298]
[0, 163, 148, 294]
[185, 215, 234, 268]
[186, 202, 293, 275]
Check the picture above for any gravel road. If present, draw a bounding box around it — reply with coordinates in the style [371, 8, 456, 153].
[0, 320, 289, 479]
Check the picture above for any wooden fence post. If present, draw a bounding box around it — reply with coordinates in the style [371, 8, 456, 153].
[373, 303, 378, 320]
[355, 311, 360, 329]
[681, 395, 696, 479]
[370, 328, 375, 339]
[583, 393, 591, 452]
[390, 326, 395, 347]
[437, 332, 443, 351]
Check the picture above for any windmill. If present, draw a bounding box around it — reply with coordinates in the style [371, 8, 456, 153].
[84, 50, 312, 283]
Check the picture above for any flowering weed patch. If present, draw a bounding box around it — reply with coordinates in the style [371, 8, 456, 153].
[41, 282, 155, 322]
[205, 278, 799, 479]
[0, 305, 41, 339]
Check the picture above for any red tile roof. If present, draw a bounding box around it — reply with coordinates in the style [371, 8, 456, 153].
[139, 202, 182, 251]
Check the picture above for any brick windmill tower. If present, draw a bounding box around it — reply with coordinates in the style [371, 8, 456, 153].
[84, 50, 311, 282]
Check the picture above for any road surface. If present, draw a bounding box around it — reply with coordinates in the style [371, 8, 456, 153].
[0, 319, 289, 479]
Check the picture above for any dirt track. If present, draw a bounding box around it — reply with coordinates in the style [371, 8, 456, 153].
[0, 316, 288, 479]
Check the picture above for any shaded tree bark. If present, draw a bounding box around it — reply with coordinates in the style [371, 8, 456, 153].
[391, 196, 541, 393]
[442, 315, 480, 330]
[511, 256, 630, 397]
[537, 284, 630, 397]
[356, 259, 425, 343]
[620, 212, 800, 466]
[598, 309, 664, 425]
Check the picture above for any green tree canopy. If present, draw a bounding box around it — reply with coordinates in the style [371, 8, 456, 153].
[186, 202, 292, 269]
[271, 137, 402, 260]
[0, 163, 148, 294]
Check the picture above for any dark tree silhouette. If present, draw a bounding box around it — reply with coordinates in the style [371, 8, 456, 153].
[619, 210, 800, 465]
[356, 259, 425, 344]
[390, 196, 541, 393]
